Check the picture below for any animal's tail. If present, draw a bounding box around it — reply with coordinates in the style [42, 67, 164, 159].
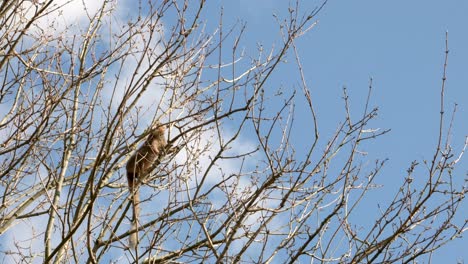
[127, 171, 140, 249]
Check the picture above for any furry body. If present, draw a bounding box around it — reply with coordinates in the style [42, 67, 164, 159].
[126, 125, 166, 248]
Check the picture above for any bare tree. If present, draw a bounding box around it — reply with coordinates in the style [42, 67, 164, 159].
[0, 0, 466, 263]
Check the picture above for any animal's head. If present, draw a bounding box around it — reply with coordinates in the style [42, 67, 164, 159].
[150, 123, 166, 137]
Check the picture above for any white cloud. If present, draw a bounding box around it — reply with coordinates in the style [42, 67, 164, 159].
[25, 0, 106, 33]
[2, 1, 263, 260]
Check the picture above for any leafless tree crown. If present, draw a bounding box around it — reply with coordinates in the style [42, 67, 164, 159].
[0, 1, 466, 263]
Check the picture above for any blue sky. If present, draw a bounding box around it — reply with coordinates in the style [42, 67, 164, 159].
[1, 0, 465, 262]
[203, 0, 468, 262]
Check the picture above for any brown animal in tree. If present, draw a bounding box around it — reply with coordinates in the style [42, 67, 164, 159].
[126, 124, 167, 248]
